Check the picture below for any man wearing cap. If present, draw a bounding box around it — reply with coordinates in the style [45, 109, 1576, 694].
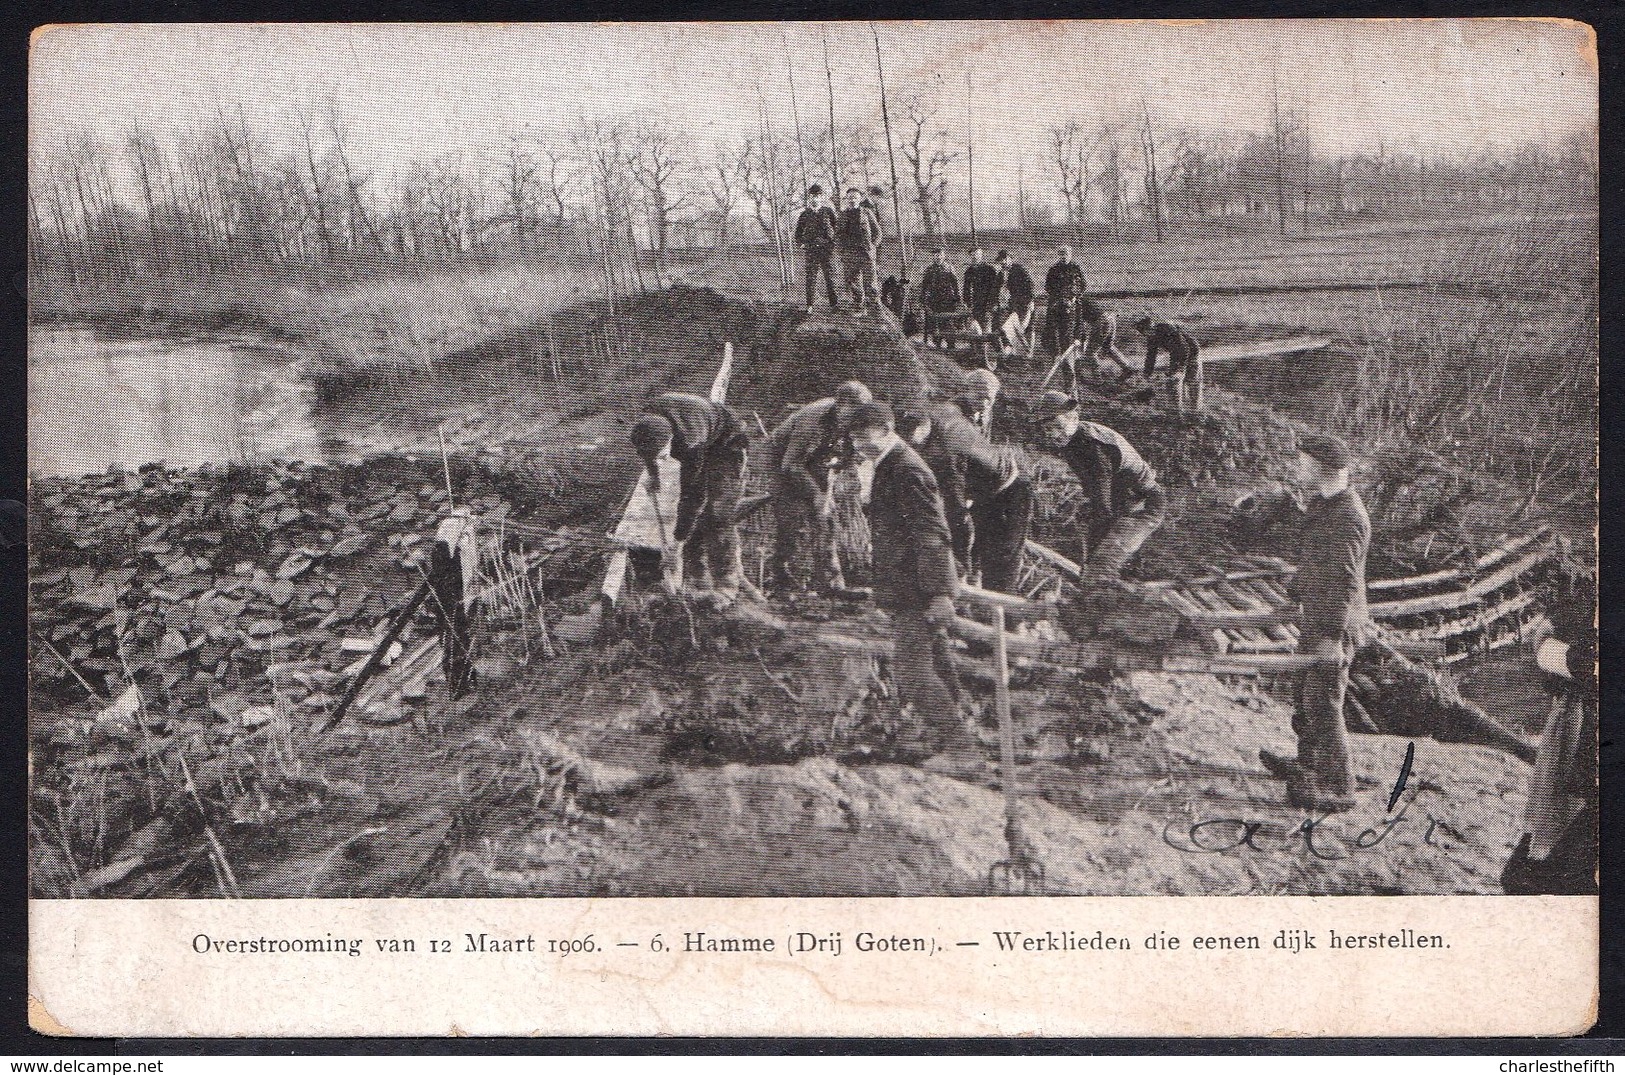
[898, 402, 1032, 594]
[1249, 432, 1371, 813]
[921, 247, 962, 346]
[847, 402, 977, 759]
[962, 247, 1002, 336]
[996, 251, 1035, 359]
[759, 381, 873, 593]
[1031, 390, 1166, 579]
[793, 185, 841, 313]
[838, 188, 883, 316]
[1134, 315, 1204, 414]
[629, 392, 750, 601]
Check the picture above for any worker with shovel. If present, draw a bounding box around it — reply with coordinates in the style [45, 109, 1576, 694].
[629, 392, 749, 604]
[1031, 390, 1166, 581]
[759, 380, 872, 594]
[847, 402, 982, 766]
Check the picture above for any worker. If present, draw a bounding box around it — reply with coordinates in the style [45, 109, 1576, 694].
[629, 392, 749, 602]
[962, 246, 1002, 335]
[1078, 296, 1133, 378]
[838, 188, 883, 317]
[1041, 292, 1087, 392]
[1030, 390, 1166, 580]
[759, 380, 873, 593]
[1245, 433, 1370, 813]
[898, 402, 1032, 594]
[1502, 580, 1597, 895]
[792, 185, 840, 313]
[1043, 245, 1088, 355]
[996, 250, 1035, 359]
[1134, 314, 1204, 414]
[955, 367, 1001, 437]
[847, 401, 978, 761]
[920, 247, 962, 346]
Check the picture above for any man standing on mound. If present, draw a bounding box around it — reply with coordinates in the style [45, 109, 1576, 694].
[847, 402, 982, 765]
[629, 392, 749, 603]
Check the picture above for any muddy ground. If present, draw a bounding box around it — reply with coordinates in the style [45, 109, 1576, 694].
[28, 285, 1564, 899]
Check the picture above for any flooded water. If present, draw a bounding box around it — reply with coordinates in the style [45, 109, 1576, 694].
[28, 327, 333, 478]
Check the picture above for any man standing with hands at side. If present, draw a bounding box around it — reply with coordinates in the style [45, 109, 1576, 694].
[792, 185, 840, 313]
[1251, 433, 1371, 813]
[847, 402, 981, 764]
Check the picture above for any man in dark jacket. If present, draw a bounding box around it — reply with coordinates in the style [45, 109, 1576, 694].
[962, 247, 1002, 334]
[1044, 245, 1088, 355]
[847, 402, 977, 760]
[920, 247, 962, 345]
[759, 380, 872, 593]
[792, 185, 840, 313]
[996, 251, 1035, 359]
[629, 392, 749, 601]
[898, 401, 1032, 594]
[838, 188, 883, 315]
[1240, 433, 1371, 812]
[1134, 315, 1204, 413]
[1031, 390, 1166, 579]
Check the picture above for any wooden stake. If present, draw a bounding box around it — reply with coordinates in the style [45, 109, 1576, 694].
[822, 27, 842, 193]
[437, 424, 456, 510]
[871, 23, 910, 281]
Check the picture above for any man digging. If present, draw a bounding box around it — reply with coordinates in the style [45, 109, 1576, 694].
[759, 380, 872, 594]
[629, 391, 750, 605]
[1031, 390, 1166, 581]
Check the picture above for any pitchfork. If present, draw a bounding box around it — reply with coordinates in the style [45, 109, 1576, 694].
[986, 605, 1046, 895]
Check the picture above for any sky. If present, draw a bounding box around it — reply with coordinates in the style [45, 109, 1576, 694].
[29, 20, 1598, 213]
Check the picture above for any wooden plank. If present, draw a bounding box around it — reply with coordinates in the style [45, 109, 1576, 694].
[1141, 566, 1293, 591]
[1024, 539, 1084, 582]
[957, 583, 1054, 618]
[610, 457, 682, 551]
[1156, 587, 1233, 654]
[1213, 579, 1297, 647]
[1371, 545, 1550, 619]
[709, 341, 735, 403]
[1194, 336, 1332, 365]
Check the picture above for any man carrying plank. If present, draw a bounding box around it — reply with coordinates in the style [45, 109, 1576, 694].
[1031, 390, 1166, 581]
[847, 402, 981, 763]
[759, 380, 872, 594]
[1133, 314, 1204, 414]
[629, 392, 750, 603]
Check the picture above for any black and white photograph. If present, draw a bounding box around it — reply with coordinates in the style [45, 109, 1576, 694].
[26, 20, 1597, 906]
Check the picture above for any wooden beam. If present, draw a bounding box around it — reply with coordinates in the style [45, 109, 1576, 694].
[1023, 539, 1084, 582]
[956, 583, 1054, 618]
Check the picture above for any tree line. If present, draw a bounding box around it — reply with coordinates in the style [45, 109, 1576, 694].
[28, 88, 1597, 294]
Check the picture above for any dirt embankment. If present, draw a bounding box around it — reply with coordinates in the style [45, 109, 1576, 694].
[28, 286, 1542, 899]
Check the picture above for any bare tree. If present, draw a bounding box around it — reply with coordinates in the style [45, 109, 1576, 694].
[898, 92, 958, 237]
[707, 143, 747, 250]
[627, 116, 691, 254]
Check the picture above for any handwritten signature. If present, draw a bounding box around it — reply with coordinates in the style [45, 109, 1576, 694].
[1162, 742, 1469, 861]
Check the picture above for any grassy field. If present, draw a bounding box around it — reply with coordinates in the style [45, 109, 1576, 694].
[31, 210, 1597, 544]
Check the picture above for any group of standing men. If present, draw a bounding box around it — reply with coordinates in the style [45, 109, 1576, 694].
[792, 184, 892, 317]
